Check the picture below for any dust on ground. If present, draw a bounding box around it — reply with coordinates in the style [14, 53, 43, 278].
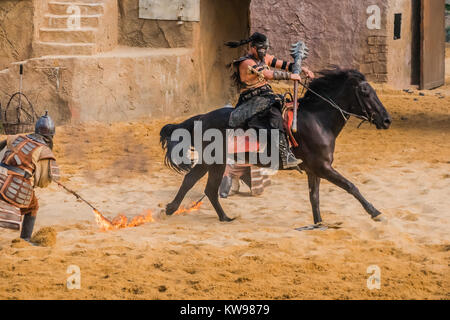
[0, 59, 449, 300]
[30, 227, 57, 247]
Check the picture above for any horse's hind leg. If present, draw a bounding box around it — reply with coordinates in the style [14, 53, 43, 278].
[318, 165, 382, 219]
[307, 172, 322, 224]
[166, 164, 208, 215]
[205, 164, 234, 222]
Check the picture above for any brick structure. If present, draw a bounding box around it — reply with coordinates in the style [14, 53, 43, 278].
[250, 0, 424, 88]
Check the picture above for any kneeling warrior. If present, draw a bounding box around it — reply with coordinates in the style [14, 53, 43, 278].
[0, 112, 60, 241]
[226, 32, 314, 169]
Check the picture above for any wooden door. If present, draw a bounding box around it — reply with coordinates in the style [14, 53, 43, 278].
[420, 0, 446, 89]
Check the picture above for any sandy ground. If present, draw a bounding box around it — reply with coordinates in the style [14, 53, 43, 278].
[0, 60, 449, 300]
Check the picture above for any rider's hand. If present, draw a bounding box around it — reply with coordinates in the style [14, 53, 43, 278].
[290, 74, 301, 81]
[302, 67, 315, 79]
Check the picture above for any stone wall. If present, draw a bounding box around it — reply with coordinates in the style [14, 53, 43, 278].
[0, 0, 34, 70]
[250, 0, 391, 83]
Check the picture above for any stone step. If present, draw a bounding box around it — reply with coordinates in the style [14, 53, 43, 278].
[45, 14, 101, 28]
[33, 41, 97, 56]
[48, 2, 104, 15]
[40, 27, 97, 43]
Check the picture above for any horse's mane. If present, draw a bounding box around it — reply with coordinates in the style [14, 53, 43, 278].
[303, 66, 366, 101]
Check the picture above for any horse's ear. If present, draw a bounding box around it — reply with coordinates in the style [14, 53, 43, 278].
[346, 70, 363, 86]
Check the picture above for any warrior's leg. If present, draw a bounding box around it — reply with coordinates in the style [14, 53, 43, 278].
[219, 175, 232, 198]
[20, 194, 39, 241]
[268, 107, 300, 169]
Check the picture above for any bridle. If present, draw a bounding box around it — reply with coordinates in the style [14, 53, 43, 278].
[293, 79, 373, 126]
[353, 81, 376, 127]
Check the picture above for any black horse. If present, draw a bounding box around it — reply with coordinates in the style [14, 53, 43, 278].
[160, 68, 392, 224]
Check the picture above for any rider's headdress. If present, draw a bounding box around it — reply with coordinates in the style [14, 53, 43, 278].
[225, 32, 269, 49]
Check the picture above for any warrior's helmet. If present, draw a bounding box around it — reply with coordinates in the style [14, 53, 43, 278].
[35, 111, 55, 138]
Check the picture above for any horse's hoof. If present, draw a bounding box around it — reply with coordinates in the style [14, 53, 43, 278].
[165, 203, 177, 216]
[220, 216, 235, 222]
[372, 215, 387, 223]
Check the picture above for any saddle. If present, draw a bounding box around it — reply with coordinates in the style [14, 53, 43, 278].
[227, 101, 300, 154]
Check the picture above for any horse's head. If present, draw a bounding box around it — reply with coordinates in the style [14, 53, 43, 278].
[346, 70, 392, 129]
[307, 68, 392, 129]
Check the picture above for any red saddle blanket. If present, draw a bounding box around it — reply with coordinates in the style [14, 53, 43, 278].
[227, 103, 299, 154]
[282, 102, 300, 148]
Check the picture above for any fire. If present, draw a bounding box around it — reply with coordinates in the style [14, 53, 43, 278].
[173, 201, 203, 215]
[92, 200, 203, 231]
[93, 209, 154, 232]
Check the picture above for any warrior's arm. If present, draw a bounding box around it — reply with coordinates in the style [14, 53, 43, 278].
[33, 146, 59, 188]
[265, 55, 293, 71]
[265, 55, 315, 79]
[241, 60, 301, 81]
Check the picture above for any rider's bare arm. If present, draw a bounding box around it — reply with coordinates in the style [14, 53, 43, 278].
[265, 54, 292, 71]
[301, 66, 315, 79]
[264, 55, 315, 79]
[239, 59, 304, 83]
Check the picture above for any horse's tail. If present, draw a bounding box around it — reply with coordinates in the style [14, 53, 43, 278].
[160, 114, 203, 174]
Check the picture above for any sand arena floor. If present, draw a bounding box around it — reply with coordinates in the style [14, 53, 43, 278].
[0, 59, 449, 300]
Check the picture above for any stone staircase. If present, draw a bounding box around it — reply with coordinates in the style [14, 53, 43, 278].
[33, 0, 117, 56]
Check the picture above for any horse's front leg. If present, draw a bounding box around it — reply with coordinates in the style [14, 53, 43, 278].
[166, 164, 208, 215]
[205, 164, 235, 222]
[317, 165, 383, 220]
[307, 171, 322, 224]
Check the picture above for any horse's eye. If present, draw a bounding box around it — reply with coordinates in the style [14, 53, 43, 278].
[360, 85, 371, 96]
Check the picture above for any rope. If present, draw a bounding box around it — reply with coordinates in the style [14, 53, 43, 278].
[297, 80, 369, 122]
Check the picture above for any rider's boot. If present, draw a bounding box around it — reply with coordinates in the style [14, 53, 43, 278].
[279, 134, 301, 169]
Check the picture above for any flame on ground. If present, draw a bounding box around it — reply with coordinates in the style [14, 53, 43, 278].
[92, 201, 202, 231]
[93, 209, 154, 232]
[173, 201, 203, 215]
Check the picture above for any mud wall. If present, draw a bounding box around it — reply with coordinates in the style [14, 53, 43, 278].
[118, 0, 250, 111]
[194, 0, 250, 108]
[0, 0, 251, 124]
[0, 49, 202, 123]
[0, 0, 34, 70]
[118, 0, 195, 48]
[249, 0, 390, 83]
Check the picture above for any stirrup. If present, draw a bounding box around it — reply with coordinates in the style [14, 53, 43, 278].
[282, 156, 301, 169]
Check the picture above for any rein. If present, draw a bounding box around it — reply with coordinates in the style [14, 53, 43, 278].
[297, 79, 370, 124]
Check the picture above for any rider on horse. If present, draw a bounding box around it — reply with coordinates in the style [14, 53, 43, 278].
[225, 32, 315, 169]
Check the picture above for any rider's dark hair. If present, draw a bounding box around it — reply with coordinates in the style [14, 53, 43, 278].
[225, 32, 267, 48]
